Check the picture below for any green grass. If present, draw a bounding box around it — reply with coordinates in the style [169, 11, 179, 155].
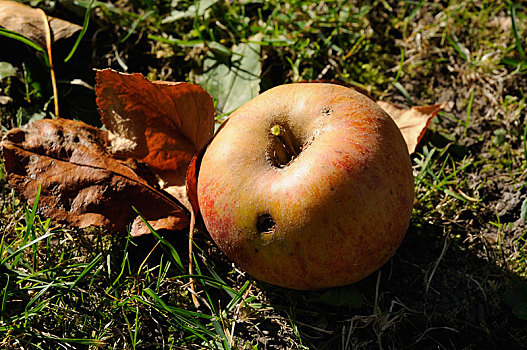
[0, 196, 274, 349]
[1, 0, 527, 348]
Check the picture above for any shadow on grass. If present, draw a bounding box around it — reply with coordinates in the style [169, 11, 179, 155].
[124, 220, 526, 349]
[258, 221, 527, 349]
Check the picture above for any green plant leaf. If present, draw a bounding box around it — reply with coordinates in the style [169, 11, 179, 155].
[0, 62, 16, 80]
[307, 284, 362, 308]
[15, 106, 47, 127]
[493, 128, 507, 146]
[198, 34, 263, 115]
[513, 302, 527, 321]
[162, 0, 219, 23]
[504, 277, 527, 320]
[64, 0, 95, 62]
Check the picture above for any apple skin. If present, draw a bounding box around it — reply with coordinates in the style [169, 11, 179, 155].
[197, 83, 414, 290]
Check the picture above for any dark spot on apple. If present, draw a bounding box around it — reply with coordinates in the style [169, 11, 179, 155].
[254, 248, 259, 253]
[256, 213, 276, 234]
[321, 106, 333, 116]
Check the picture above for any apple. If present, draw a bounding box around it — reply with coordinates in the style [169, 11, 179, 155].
[197, 83, 414, 290]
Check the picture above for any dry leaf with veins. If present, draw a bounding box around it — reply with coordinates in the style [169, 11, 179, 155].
[96, 69, 215, 209]
[0, 0, 81, 49]
[1, 118, 189, 236]
[376, 101, 444, 154]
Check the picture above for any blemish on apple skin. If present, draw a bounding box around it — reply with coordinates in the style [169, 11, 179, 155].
[321, 106, 333, 116]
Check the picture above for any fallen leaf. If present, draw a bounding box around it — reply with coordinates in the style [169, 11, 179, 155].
[1, 118, 190, 236]
[0, 0, 82, 49]
[198, 33, 263, 115]
[376, 101, 444, 154]
[95, 69, 215, 209]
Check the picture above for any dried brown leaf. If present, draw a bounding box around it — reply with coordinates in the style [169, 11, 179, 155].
[1, 118, 190, 236]
[0, 0, 81, 49]
[376, 101, 444, 154]
[95, 69, 215, 209]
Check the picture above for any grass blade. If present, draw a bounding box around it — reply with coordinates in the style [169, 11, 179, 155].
[132, 207, 184, 271]
[510, 3, 526, 61]
[394, 81, 413, 106]
[211, 317, 231, 350]
[523, 123, 527, 163]
[0, 29, 49, 66]
[24, 184, 42, 245]
[1, 231, 55, 265]
[70, 253, 103, 290]
[393, 46, 404, 84]
[35, 333, 106, 347]
[141, 288, 216, 341]
[1, 274, 9, 320]
[120, 10, 154, 43]
[64, 0, 95, 62]
[465, 89, 474, 135]
[24, 281, 54, 315]
[446, 34, 468, 61]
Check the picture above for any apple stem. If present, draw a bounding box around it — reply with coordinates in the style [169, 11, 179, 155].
[270, 124, 298, 163]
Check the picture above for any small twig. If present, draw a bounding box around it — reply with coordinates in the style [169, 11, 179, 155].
[374, 270, 381, 316]
[38, 8, 59, 118]
[425, 234, 449, 294]
[188, 211, 200, 308]
[295, 320, 334, 334]
[270, 124, 298, 158]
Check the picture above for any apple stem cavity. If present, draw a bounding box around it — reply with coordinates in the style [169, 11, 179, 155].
[269, 124, 299, 168]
